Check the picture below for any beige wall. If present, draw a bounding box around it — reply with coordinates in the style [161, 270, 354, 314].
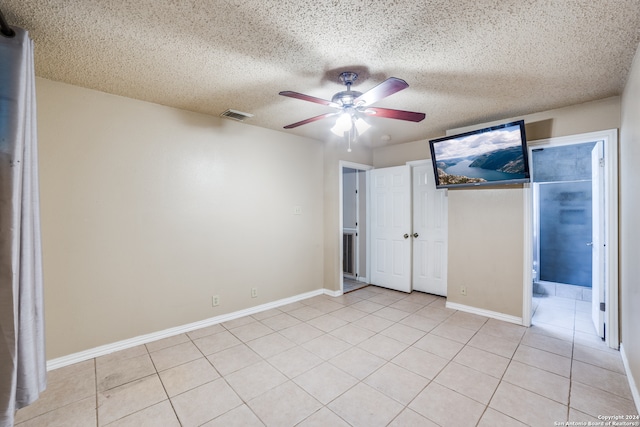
[372, 139, 435, 169]
[37, 78, 325, 359]
[373, 97, 621, 319]
[620, 42, 640, 400]
[446, 187, 524, 316]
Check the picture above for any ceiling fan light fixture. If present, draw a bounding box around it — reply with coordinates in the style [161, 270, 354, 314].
[331, 113, 370, 137]
[330, 113, 352, 136]
[354, 117, 370, 134]
[279, 71, 424, 151]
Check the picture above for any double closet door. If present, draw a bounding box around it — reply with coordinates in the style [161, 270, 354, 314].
[369, 163, 448, 296]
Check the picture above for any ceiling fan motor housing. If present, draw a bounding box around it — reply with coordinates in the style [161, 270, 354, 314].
[332, 90, 363, 107]
[333, 72, 362, 107]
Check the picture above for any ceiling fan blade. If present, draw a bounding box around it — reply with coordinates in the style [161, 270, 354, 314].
[283, 112, 340, 129]
[279, 91, 340, 108]
[354, 77, 409, 106]
[363, 107, 426, 122]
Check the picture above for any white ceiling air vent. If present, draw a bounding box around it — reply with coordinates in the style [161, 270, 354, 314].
[220, 109, 254, 122]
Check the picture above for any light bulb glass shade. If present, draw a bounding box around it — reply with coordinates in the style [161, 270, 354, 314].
[330, 113, 352, 136]
[331, 113, 371, 137]
[354, 117, 370, 134]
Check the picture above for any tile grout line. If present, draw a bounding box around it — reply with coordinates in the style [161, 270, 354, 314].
[478, 319, 534, 426]
[568, 311, 577, 423]
[395, 311, 474, 426]
[323, 293, 447, 426]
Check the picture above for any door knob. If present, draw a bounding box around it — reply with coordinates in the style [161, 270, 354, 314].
[413, 233, 419, 238]
[404, 234, 409, 239]
[587, 242, 593, 246]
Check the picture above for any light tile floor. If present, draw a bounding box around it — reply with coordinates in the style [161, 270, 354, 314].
[15, 288, 639, 426]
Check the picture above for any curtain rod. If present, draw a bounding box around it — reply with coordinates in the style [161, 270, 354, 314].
[0, 7, 16, 38]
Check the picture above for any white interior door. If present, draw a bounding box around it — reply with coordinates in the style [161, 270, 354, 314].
[369, 165, 412, 293]
[412, 164, 448, 296]
[591, 140, 605, 338]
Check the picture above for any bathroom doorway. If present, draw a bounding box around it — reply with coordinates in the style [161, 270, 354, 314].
[531, 141, 598, 301]
[527, 129, 618, 346]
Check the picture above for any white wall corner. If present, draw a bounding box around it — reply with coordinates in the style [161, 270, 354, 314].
[620, 344, 640, 414]
[323, 288, 343, 297]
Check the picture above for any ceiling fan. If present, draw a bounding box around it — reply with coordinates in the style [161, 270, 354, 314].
[279, 72, 426, 133]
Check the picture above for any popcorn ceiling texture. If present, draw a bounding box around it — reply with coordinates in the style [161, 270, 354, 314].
[3, 0, 640, 145]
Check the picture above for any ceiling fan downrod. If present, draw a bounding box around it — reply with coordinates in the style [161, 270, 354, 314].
[339, 71, 358, 90]
[333, 72, 362, 107]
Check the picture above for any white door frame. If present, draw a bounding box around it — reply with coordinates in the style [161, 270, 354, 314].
[591, 140, 606, 338]
[339, 161, 373, 294]
[522, 129, 619, 349]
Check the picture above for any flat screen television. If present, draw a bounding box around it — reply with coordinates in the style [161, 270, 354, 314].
[428, 120, 530, 189]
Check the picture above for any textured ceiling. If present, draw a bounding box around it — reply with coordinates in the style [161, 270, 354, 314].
[2, 0, 640, 147]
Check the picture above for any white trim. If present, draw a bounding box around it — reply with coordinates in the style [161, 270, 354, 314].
[323, 288, 343, 297]
[356, 276, 369, 284]
[339, 161, 373, 294]
[340, 160, 374, 171]
[522, 183, 533, 327]
[526, 129, 619, 349]
[445, 301, 523, 325]
[47, 288, 327, 371]
[620, 344, 640, 414]
[604, 129, 620, 350]
[405, 159, 431, 167]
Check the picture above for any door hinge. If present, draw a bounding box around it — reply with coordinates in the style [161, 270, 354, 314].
[355, 233, 358, 237]
[599, 158, 604, 167]
[600, 302, 606, 312]
[355, 189, 358, 194]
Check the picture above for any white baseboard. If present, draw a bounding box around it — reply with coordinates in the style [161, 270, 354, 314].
[620, 344, 640, 414]
[445, 301, 524, 325]
[47, 288, 328, 371]
[323, 288, 343, 297]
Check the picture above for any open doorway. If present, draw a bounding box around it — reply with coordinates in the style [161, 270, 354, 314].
[339, 162, 372, 294]
[532, 141, 597, 301]
[526, 129, 618, 349]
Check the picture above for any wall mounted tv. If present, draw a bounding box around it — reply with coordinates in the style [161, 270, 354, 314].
[428, 120, 530, 189]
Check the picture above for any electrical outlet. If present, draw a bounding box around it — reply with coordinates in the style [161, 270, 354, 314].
[293, 206, 302, 215]
[251, 287, 258, 298]
[212, 295, 220, 306]
[460, 286, 467, 296]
